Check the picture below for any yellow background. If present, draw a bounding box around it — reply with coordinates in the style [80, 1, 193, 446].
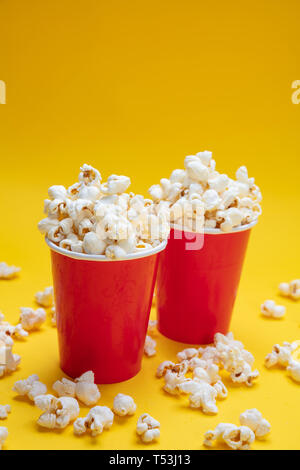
[0, 0, 300, 450]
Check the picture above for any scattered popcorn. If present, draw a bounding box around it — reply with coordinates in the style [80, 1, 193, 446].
[144, 335, 156, 357]
[149, 151, 262, 233]
[0, 427, 8, 450]
[136, 413, 160, 443]
[73, 406, 114, 437]
[177, 348, 199, 362]
[35, 395, 80, 429]
[0, 405, 11, 420]
[53, 371, 100, 406]
[0, 313, 28, 340]
[279, 280, 300, 300]
[0, 333, 21, 378]
[35, 286, 54, 308]
[147, 319, 157, 336]
[13, 374, 47, 401]
[39, 164, 170, 259]
[264, 342, 299, 368]
[287, 360, 300, 383]
[112, 393, 137, 416]
[19, 307, 46, 331]
[0, 262, 20, 280]
[156, 361, 176, 378]
[203, 423, 255, 450]
[239, 409, 271, 438]
[260, 300, 286, 319]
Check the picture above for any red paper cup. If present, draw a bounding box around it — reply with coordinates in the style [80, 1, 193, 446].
[156, 221, 257, 345]
[46, 239, 166, 384]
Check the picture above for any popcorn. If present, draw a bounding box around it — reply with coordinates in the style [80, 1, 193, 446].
[53, 371, 100, 407]
[260, 300, 286, 319]
[203, 423, 255, 450]
[73, 406, 114, 437]
[0, 405, 11, 420]
[136, 413, 160, 443]
[0, 313, 28, 340]
[0, 262, 20, 280]
[163, 362, 188, 395]
[178, 379, 218, 414]
[177, 348, 199, 362]
[112, 393, 137, 416]
[51, 307, 56, 326]
[0, 427, 8, 450]
[35, 286, 54, 308]
[13, 374, 47, 401]
[144, 335, 156, 357]
[147, 320, 157, 337]
[264, 342, 299, 368]
[39, 164, 170, 259]
[287, 360, 300, 383]
[0, 333, 21, 378]
[35, 395, 80, 429]
[149, 151, 261, 232]
[279, 280, 300, 300]
[239, 409, 271, 438]
[19, 307, 46, 331]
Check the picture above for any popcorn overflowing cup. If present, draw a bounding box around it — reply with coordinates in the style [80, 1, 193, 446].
[39, 164, 169, 383]
[47, 239, 166, 383]
[149, 151, 262, 345]
[156, 221, 256, 344]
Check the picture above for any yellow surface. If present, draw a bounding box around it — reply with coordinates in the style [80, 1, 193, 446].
[0, 0, 300, 451]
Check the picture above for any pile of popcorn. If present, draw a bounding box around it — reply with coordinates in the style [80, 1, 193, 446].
[38, 164, 170, 259]
[148, 151, 262, 232]
[156, 332, 259, 415]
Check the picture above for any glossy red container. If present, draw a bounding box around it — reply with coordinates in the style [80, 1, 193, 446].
[156, 222, 256, 345]
[46, 239, 166, 384]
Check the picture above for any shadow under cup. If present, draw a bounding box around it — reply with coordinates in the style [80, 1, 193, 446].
[46, 239, 166, 384]
[156, 222, 256, 345]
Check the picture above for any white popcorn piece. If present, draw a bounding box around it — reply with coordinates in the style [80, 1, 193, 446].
[279, 280, 300, 300]
[264, 342, 299, 368]
[239, 409, 271, 438]
[73, 406, 114, 437]
[0, 262, 21, 280]
[163, 362, 188, 395]
[35, 286, 54, 308]
[83, 232, 106, 255]
[35, 395, 80, 430]
[156, 361, 176, 378]
[177, 348, 199, 362]
[136, 413, 160, 443]
[178, 379, 218, 414]
[204, 423, 255, 450]
[260, 300, 286, 319]
[13, 374, 47, 401]
[19, 307, 46, 331]
[101, 175, 131, 195]
[147, 319, 157, 336]
[113, 393, 137, 416]
[0, 427, 8, 450]
[78, 164, 101, 186]
[144, 335, 157, 357]
[0, 405, 11, 420]
[287, 360, 300, 383]
[53, 371, 100, 407]
[51, 307, 56, 326]
[0, 313, 28, 340]
[0, 333, 21, 378]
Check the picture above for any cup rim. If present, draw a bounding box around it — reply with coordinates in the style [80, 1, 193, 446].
[45, 237, 167, 262]
[171, 218, 258, 235]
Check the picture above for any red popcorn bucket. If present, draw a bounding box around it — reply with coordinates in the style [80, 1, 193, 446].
[156, 221, 257, 345]
[46, 239, 166, 384]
